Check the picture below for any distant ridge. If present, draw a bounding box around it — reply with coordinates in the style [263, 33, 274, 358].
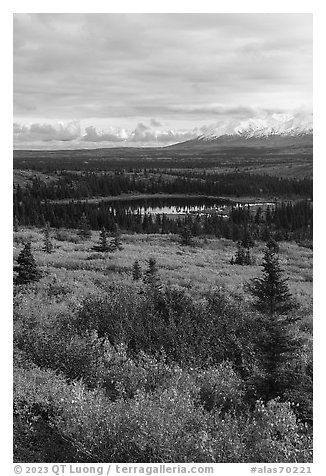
[168, 112, 313, 149]
[168, 132, 313, 149]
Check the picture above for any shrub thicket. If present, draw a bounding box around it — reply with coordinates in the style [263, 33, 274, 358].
[14, 364, 312, 463]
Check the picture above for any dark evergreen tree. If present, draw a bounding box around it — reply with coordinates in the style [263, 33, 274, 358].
[247, 239, 302, 400]
[241, 228, 255, 249]
[132, 260, 142, 281]
[145, 258, 160, 288]
[248, 239, 293, 316]
[42, 223, 54, 254]
[110, 223, 123, 251]
[78, 213, 92, 239]
[265, 237, 279, 253]
[14, 242, 42, 285]
[231, 241, 252, 265]
[265, 206, 273, 226]
[179, 225, 193, 246]
[254, 207, 262, 224]
[245, 248, 253, 265]
[92, 227, 110, 252]
[232, 242, 245, 265]
[14, 216, 19, 232]
[262, 226, 272, 242]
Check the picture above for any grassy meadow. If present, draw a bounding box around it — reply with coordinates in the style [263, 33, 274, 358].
[13, 227, 313, 307]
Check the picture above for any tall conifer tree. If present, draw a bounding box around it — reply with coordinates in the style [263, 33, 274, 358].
[179, 225, 193, 246]
[110, 223, 123, 251]
[93, 227, 110, 252]
[43, 222, 54, 253]
[78, 213, 92, 239]
[132, 260, 142, 281]
[247, 239, 300, 398]
[145, 258, 160, 288]
[248, 239, 293, 315]
[14, 242, 42, 285]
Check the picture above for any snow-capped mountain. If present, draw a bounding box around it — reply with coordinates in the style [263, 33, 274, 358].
[169, 112, 313, 149]
[198, 112, 312, 140]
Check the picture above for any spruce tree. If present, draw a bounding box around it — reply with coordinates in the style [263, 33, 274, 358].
[78, 213, 92, 240]
[110, 223, 123, 251]
[241, 228, 255, 250]
[233, 241, 245, 265]
[231, 241, 253, 265]
[144, 258, 165, 312]
[42, 223, 53, 253]
[179, 225, 193, 246]
[247, 239, 300, 399]
[236, 228, 254, 264]
[14, 216, 19, 232]
[14, 242, 42, 285]
[92, 227, 110, 252]
[248, 238, 294, 316]
[132, 260, 142, 281]
[145, 258, 160, 288]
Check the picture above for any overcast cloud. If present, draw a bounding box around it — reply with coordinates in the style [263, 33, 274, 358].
[13, 13, 312, 148]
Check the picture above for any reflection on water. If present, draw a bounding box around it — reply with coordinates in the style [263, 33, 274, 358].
[109, 203, 228, 216]
[103, 197, 275, 218]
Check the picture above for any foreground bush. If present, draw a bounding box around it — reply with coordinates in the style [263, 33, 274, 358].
[14, 365, 312, 463]
[14, 282, 312, 423]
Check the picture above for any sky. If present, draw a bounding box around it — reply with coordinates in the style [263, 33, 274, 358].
[13, 13, 313, 149]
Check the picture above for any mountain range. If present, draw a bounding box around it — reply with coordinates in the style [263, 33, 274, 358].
[168, 113, 313, 149]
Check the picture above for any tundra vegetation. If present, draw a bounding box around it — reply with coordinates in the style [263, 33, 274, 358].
[13, 149, 313, 463]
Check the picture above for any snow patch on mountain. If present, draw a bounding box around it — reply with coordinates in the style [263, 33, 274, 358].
[198, 111, 313, 141]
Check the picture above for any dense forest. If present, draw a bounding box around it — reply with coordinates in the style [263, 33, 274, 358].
[14, 170, 313, 200]
[14, 196, 312, 243]
[13, 170, 313, 244]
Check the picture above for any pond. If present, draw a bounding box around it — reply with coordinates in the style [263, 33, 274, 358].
[101, 196, 275, 218]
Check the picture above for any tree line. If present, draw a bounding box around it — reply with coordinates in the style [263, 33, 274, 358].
[14, 197, 313, 244]
[14, 170, 312, 201]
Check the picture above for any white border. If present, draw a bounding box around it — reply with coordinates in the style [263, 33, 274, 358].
[3, 2, 324, 474]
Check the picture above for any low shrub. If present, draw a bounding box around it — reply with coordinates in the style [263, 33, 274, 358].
[14, 366, 312, 463]
[243, 399, 312, 462]
[196, 361, 245, 414]
[54, 230, 81, 243]
[103, 348, 175, 400]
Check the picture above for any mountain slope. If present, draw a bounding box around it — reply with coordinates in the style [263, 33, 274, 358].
[168, 113, 313, 149]
[169, 132, 313, 149]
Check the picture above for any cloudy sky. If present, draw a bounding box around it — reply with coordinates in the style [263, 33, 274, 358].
[13, 13, 312, 149]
